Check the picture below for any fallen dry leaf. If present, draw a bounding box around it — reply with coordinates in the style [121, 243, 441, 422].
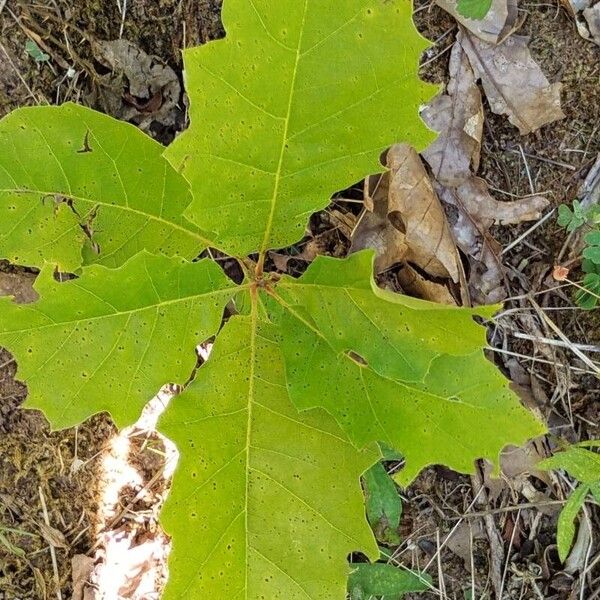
[440, 177, 549, 231]
[37, 521, 68, 549]
[446, 520, 486, 571]
[584, 4, 600, 44]
[397, 264, 457, 305]
[436, 177, 549, 302]
[387, 144, 461, 281]
[460, 29, 565, 134]
[561, 0, 590, 15]
[435, 0, 518, 44]
[351, 145, 461, 282]
[350, 174, 410, 273]
[422, 41, 484, 187]
[72, 554, 96, 600]
[90, 39, 181, 131]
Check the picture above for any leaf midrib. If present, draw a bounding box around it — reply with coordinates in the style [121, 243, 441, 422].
[258, 0, 309, 260]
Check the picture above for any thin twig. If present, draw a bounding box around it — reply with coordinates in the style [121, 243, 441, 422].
[38, 487, 62, 600]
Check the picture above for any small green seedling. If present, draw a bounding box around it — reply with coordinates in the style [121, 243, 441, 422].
[0, 1, 543, 597]
[558, 201, 600, 309]
[539, 442, 600, 562]
[24, 39, 49, 63]
[349, 460, 430, 599]
[348, 562, 430, 599]
[456, 0, 493, 19]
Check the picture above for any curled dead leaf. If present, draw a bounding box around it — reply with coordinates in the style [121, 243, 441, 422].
[436, 177, 549, 302]
[460, 29, 565, 135]
[422, 41, 484, 187]
[397, 264, 458, 305]
[72, 554, 96, 600]
[387, 144, 461, 281]
[90, 39, 181, 131]
[351, 145, 461, 283]
[583, 4, 600, 44]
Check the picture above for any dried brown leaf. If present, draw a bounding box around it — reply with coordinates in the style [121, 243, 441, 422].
[460, 29, 565, 134]
[446, 520, 485, 571]
[584, 4, 600, 44]
[436, 177, 549, 302]
[561, 0, 591, 15]
[422, 41, 484, 186]
[351, 145, 461, 281]
[37, 521, 68, 549]
[72, 554, 95, 600]
[442, 177, 549, 231]
[387, 144, 461, 281]
[397, 264, 458, 305]
[0, 271, 37, 304]
[90, 39, 180, 130]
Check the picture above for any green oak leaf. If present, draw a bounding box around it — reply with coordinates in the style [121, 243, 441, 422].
[0, 252, 236, 429]
[0, 199, 84, 273]
[273, 252, 545, 484]
[0, 103, 208, 270]
[165, 0, 437, 258]
[0, 0, 546, 596]
[160, 314, 379, 599]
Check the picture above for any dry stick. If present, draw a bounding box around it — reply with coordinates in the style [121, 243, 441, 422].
[518, 144, 536, 195]
[498, 508, 521, 599]
[471, 468, 504, 600]
[38, 487, 62, 600]
[510, 331, 600, 353]
[435, 529, 448, 600]
[506, 148, 577, 171]
[424, 486, 485, 572]
[501, 208, 555, 255]
[469, 524, 475, 600]
[528, 295, 600, 375]
[0, 43, 38, 102]
[489, 347, 598, 376]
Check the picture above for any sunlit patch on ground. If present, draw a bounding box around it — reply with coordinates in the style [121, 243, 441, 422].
[79, 387, 178, 599]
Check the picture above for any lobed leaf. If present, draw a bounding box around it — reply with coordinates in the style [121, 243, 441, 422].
[0, 252, 236, 429]
[165, 0, 436, 257]
[0, 103, 208, 270]
[272, 251, 545, 484]
[159, 314, 379, 599]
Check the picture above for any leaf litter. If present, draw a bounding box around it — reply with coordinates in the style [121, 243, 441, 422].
[0, 1, 596, 600]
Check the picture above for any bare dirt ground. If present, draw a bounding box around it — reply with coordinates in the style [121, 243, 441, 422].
[0, 0, 599, 598]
